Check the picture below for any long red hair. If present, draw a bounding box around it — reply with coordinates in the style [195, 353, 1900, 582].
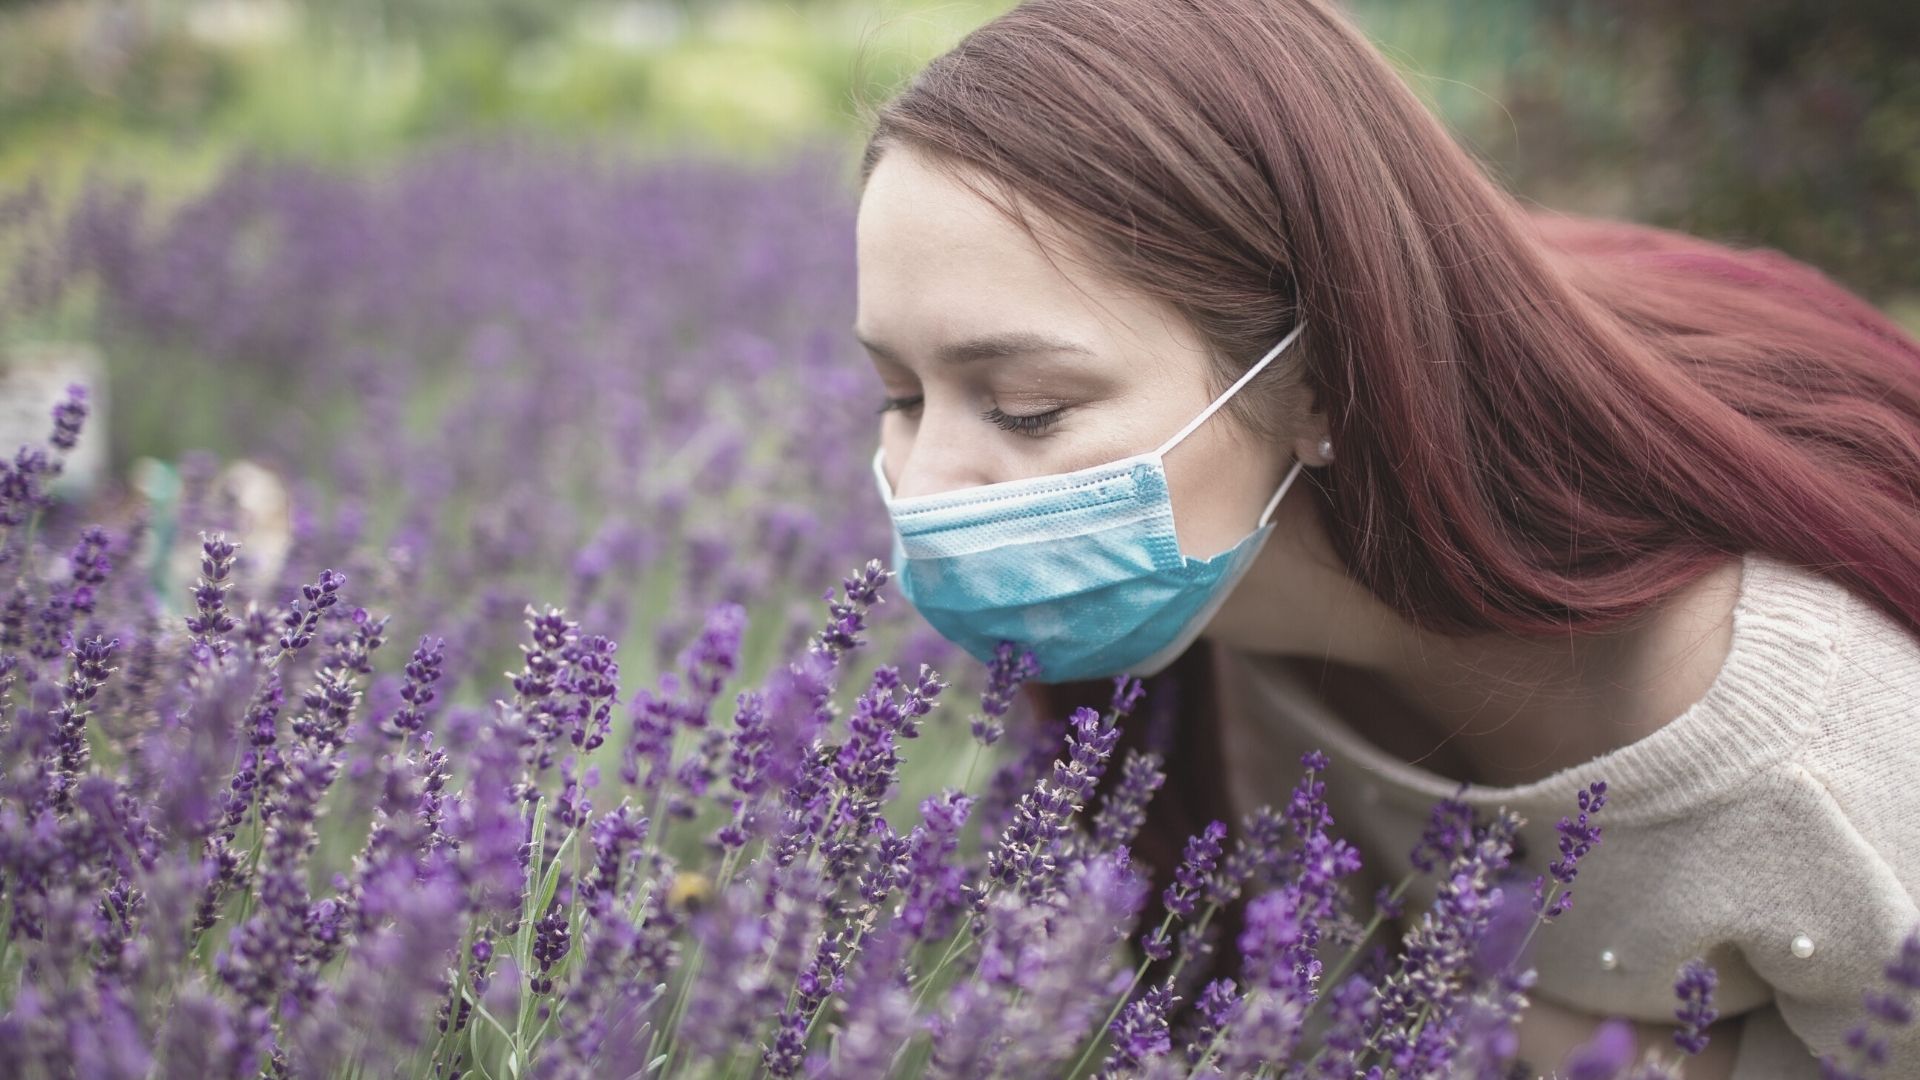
[857, 0, 1920, 998]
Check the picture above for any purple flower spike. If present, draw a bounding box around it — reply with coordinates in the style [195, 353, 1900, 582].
[979, 704, 1122, 902]
[186, 532, 241, 657]
[1673, 957, 1719, 1054]
[64, 524, 112, 616]
[529, 893, 572, 995]
[278, 568, 345, 653]
[1098, 977, 1177, 1078]
[49, 383, 88, 452]
[1368, 808, 1522, 1072]
[1887, 927, 1920, 990]
[897, 789, 974, 942]
[1534, 779, 1607, 919]
[1410, 782, 1474, 874]
[1563, 1017, 1636, 1080]
[1822, 924, 1920, 1079]
[814, 559, 890, 658]
[1091, 748, 1165, 855]
[1163, 820, 1227, 919]
[1305, 973, 1376, 1078]
[389, 633, 446, 737]
[975, 640, 1041, 746]
[1216, 885, 1321, 1072]
[1179, 978, 1244, 1067]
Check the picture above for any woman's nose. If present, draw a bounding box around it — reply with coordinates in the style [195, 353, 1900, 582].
[881, 418, 988, 502]
[886, 448, 963, 502]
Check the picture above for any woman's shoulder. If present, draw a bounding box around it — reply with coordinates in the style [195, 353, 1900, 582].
[1784, 556, 1920, 875]
[1743, 550, 1920, 750]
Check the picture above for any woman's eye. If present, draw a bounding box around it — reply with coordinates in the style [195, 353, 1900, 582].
[876, 394, 924, 416]
[982, 405, 1066, 437]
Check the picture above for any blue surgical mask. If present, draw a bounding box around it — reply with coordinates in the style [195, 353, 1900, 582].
[871, 319, 1310, 683]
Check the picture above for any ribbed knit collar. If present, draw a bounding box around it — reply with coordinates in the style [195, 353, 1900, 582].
[1240, 552, 1845, 826]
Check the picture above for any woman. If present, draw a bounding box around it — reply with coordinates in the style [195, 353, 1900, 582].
[856, 0, 1920, 1076]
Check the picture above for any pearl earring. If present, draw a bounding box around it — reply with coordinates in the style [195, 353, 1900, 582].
[1315, 435, 1334, 463]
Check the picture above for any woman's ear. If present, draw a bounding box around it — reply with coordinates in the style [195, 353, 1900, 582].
[1292, 417, 1334, 467]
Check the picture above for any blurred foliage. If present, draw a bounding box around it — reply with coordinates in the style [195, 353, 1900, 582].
[0, 0, 1018, 206]
[0, 0, 1915, 312]
[1503, 0, 1918, 304]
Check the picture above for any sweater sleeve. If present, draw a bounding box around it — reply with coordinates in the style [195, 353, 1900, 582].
[1730, 628, 1920, 1079]
[1717, 765, 1920, 1079]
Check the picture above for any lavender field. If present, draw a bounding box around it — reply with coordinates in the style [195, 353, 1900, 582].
[0, 110, 1914, 1080]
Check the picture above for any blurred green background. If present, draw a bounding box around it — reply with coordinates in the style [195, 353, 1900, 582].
[4, 0, 1917, 314]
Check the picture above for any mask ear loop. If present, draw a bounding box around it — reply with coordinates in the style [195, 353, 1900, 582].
[1151, 318, 1310, 458]
[1151, 318, 1310, 531]
[1256, 456, 1305, 528]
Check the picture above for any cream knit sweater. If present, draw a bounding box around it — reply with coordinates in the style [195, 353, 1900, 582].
[1216, 551, 1920, 1078]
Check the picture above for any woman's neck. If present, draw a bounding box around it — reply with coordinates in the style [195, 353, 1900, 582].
[1205, 492, 1745, 786]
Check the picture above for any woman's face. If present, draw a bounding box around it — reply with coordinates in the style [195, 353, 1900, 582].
[855, 146, 1303, 561]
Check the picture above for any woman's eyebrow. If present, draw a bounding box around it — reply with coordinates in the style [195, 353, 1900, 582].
[854, 328, 1097, 365]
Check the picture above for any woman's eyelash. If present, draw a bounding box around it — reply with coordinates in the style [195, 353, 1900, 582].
[874, 395, 1066, 437]
[982, 405, 1066, 436]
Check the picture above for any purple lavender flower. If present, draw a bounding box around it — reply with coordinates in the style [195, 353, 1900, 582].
[49, 632, 120, 813]
[388, 633, 446, 737]
[681, 859, 824, 1069]
[980, 703, 1122, 903]
[974, 639, 1040, 746]
[823, 920, 918, 1076]
[1889, 927, 1920, 990]
[184, 532, 240, 658]
[217, 743, 343, 1030]
[1534, 779, 1607, 919]
[1410, 781, 1475, 874]
[49, 383, 88, 452]
[974, 712, 1067, 843]
[285, 861, 466, 1076]
[1564, 1018, 1637, 1080]
[896, 789, 974, 942]
[1213, 885, 1318, 1072]
[1218, 803, 1289, 900]
[1674, 957, 1719, 1054]
[64, 524, 112, 618]
[277, 568, 345, 654]
[1099, 977, 1177, 1077]
[581, 802, 649, 906]
[1450, 894, 1540, 1078]
[1305, 973, 1376, 1078]
[933, 849, 1147, 1077]
[1164, 820, 1227, 919]
[547, 892, 650, 1076]
[1179, 977, 1244, 1067]
[624, 601, 744, 814]
[0, 150, 999, 1078]
[1367, 807, 1523, 1074]
[818, 663, 946, 896]
[723, 692, 772, 796]
[814, 560, 889, 657]
[1090, 748, 1165, 855]
[1821, 924, 1920, 1079]
[529, 892, 572, 995]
